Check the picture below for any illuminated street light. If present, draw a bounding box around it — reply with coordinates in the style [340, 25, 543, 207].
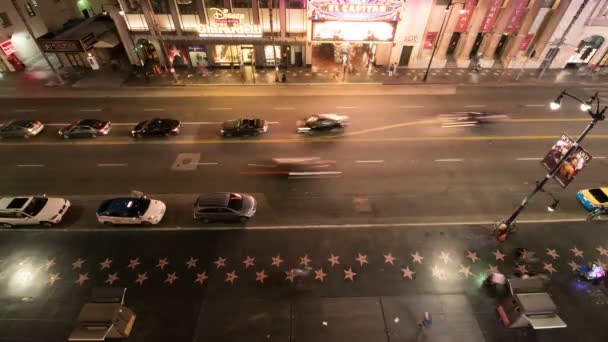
[549, 94, 563, 110]
[547, 199, 559, 212]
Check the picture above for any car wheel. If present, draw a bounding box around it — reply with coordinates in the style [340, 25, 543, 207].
[63, 134, 70, 139]
[40, 221, 53, 228]
[103, 221, 113, 226]
[141, 221, 152, 226]
[91, 133, 97, 139]
[201, 217, 210, 224]
[252, 131, 260, 137]
[135, 133, 143, 139]
[23, 134, 31, 139]
[239, 216, 249, 223]
[224, 133, 232, 137]
[1, 222, 12, 228]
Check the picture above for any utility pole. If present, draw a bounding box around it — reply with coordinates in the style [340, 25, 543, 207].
[268, 0, 279, 82]
[11, 0, 64, 85]
[538, 0, 589, 79]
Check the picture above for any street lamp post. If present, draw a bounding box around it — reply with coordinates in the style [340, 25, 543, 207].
[497, 90, 607, 235]
[423, 0, 464, 82]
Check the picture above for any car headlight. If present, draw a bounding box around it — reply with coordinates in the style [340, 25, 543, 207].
[148, 215, 156, 220]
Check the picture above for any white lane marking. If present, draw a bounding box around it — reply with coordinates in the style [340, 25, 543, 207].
[97, 163, 128, 167]
[79, 109, 102, 112]
[273, 107, 295, 110]
[267, 121, 280, 124]
[595, 156, 606, 159]
[516, 157, 542, 161]
[525, 104, 546, 107]
[336, 106, 359, 109]
[45, 123, 69, 126]
[183, 121, 221, 125]
[143, 108, 165, 111]
[208, 107, 232, 110]
[111, 123, 137, 126]
[16, 164, 44, 167]
[434, 158, 464, 162]
[355, 160, 384, 163]
[10, 217, 588, 232]
[247, 163, 277, 167]
[195, 162, 219, 166]
[14, 109, 38, 112]
[399, 105, 425, 108]
[463, 105, 486, 108]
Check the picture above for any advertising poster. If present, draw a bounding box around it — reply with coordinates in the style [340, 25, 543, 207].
[479, 0, 503, 33]
[454, 0, 477, 33]
[541, 133, 593, 188]
[424, 32, 438, 49]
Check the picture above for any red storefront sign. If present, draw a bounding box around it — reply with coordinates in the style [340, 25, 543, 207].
[520, 33, 534, 51]
[454, 0, 477, 33]
[424, 32, 438, 49]
[0, 39, 16, 56]
[479, 0, 503, 33]
[504, 0, 529, 33]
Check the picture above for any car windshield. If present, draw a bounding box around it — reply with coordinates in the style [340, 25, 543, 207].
[228, 193, 243, 211]
[589, 189, 608, 203]
[15, 120, 36, 128]
[23, 197, 49, 216]
[80, 120, 104, 129]
[306, 116, 319, 124]
[121, 198, 151, 217]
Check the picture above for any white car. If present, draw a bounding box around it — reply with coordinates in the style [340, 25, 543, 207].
[0, 196, 70, 228]
[96, 197, 166, 226]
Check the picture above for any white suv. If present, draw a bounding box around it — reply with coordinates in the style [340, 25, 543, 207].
[0, 196, 70, 228]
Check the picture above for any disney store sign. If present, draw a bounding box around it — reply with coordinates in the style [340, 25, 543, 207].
[199, 8, 262, 38]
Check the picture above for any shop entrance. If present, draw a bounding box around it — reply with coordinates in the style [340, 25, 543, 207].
[446, 32, 461, 58]
[399, 46, 413, 66]
[495, 34, 510, 59]
[312, 43, 376, 73]
[469, 33, 484, 59]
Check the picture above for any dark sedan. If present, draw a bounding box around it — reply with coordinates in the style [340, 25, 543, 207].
[220, 118, 268, 137]
[58, 119, 111, 139]
[131, 118, 181, 138]
[0, 119, 44, 139]
[296, 114, 349, 134]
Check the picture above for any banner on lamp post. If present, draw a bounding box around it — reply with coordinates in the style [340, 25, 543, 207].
[479, 0, 503, 33]
[520, 33, 534, 51]
[504, 0, 529, 33]
[541, 133, 593, 188]
[454, 0, 477, 33]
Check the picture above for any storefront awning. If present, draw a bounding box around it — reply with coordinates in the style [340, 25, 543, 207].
[93, 33, 120, 48]
[526, 315, 567, 330]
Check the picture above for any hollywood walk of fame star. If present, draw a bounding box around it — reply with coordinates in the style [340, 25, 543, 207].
[214, 256, 227, 269]
[595, 259, 608, 270]
[355, 253, 369, 267]
[127, 258, 140, 270]
[401, 266, 415, 280]
[285, 269, 297, 283]
[255, 270, 268, 283]
[567, 261, 580, 272]
[383, 252, 396, 266]
[164, 272, 178, 285]
[299, 255, 312, 267]
[185, 257, 198, 269]
[520, 249, 533, 259]
[597, 246, 608, 257]
[466, 251, 479, 263]
[488, 265, 500, 274]
[439, 251, 451, 264]
[105, 272, 119, 285]
[314, 268, 327, 282]
[99, 258, 112, 270]
[72, 258, 85, 270]
[543, 263, 557, 274]
[343, 267, 357, 281]
[570, 247, 584, 258]
[75, 273, 89, 286]
[135, 272, 148, 286]
[156, 257, 169, 270]
[225, 270, 238, 284]
[195, 271, 208, 285]
[242, 256, 255, 269]
[328, 254, 340, 267]
[48, 273, 61, 286]
[515, 264, 528, 275]
[492, 249, 506, 262]
[411, 251, 424, 264]
[546, 248, 560, 260]
[46, 258, 56, 270]
[459, 264, 473, 278]
[431, 265, 446, 280]
[271, 255, 283, 268]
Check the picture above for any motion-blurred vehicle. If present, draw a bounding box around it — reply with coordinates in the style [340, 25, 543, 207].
[297, 114, 349, 134]
[220, 118, 268, 137]
[438, 112, 510, 128]
[578, 263, 606, 283]
[0, 119, 44, 139]
[576, 187, 608, 211]
[193, 192, 256, 223]
[96, 196, 166, 226]
[59, 119, 111, 139]
[131, 118, 181, 138]
[272, 157, 341, 178]
[0, 195, 70, 228]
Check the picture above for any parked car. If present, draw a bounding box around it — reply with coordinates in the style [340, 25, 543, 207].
[220, 118, 268, 137]
[131, 118, 181, 138]
[0, 119, 44, 139]
[96, 197, 166, 226]
[576, 187, 608, 211]
[193, 192, 256, 223]
[297, 114, 349, 134]
[0, 195, 70, 228]
[58, 119, 111, 139]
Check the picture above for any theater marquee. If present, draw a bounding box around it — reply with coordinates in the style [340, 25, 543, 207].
[309, 0, 403, 21]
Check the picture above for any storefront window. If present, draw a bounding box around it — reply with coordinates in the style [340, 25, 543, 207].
[264, 45, 280, 66]
[150, 0, 170, 14]
[259, 0, 280, 8]
[177, 0, 197, 14]
[206, 0, 224, 7]
[288, 0, 305, 9]
[233, 0, 251, 8]
[214, 45, 241, 65]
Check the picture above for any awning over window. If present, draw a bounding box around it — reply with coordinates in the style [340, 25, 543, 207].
[93, 33, 120, 48]
[526, 315, 567, 330]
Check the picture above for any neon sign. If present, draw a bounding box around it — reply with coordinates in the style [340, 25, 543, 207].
[199, 8, 262, 38]
[0, 40, 16, 56]
[309, 0, 403, 21]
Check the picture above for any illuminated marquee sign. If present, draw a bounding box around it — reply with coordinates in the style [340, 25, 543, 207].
[309, 0, 403, 21]
[198, 8, 262, 38]
[0, 40, 16, 55]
